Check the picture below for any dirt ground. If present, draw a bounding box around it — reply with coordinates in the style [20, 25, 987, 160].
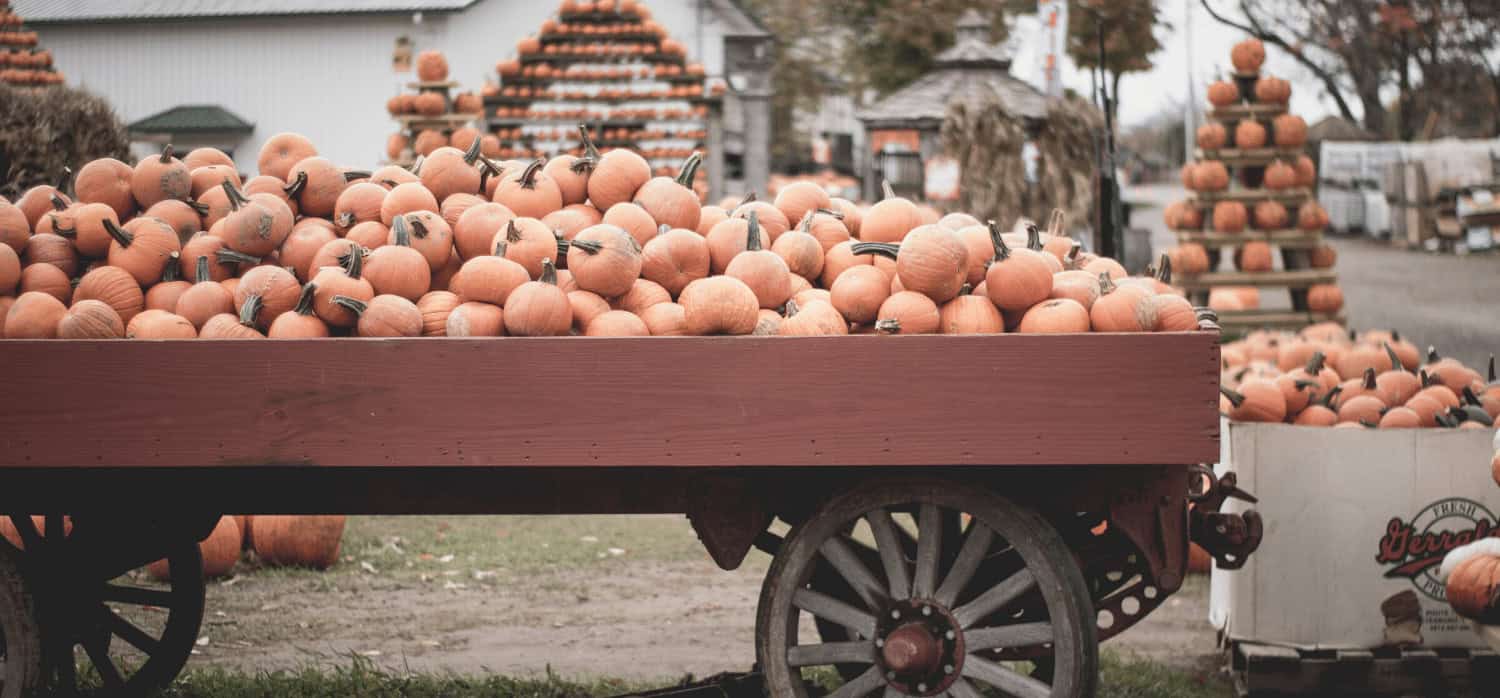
[177, 515, 1219, 683]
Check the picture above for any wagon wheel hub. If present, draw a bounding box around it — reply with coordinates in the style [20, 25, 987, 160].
[874, 599, 963, 693]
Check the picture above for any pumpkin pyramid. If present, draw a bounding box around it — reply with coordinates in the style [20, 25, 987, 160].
[1161, 37, 1342, 334]
[383, 49, 485, 165]
[0, 0, 64, 87]
[486, 0, 720, 197]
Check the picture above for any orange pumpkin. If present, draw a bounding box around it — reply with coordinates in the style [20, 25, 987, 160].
[937, 293, 1003, 335]
[1221, 379, 1285, 422]
[250, 515, 345, 570]
[680, 276, 759, 335]
[1090, 273, 1156, 332]
[875, 291, 940, 335]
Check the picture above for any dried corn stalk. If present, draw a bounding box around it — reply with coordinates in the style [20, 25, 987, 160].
[0, 83, 129, 198]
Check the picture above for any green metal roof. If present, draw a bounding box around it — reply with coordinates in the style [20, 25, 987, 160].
[128, 105, 254, 134]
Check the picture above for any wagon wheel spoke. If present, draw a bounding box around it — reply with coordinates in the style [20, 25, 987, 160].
[827, 665, 886, 698]
[819, 535, 886, 609]
[961, 655, 1052, 698]
[9, 516, 43, 552]
[964, 622, 1054, 651]
[793, 589, 877, 638]
[912, 504, 943, 598]
[101, 584, 175, 609]
[934, 522, 994, 607]
[83, 635, 126, 690]
[953, 569, 1036, 629]
[103, 605, 161, 655]
[864, 510, 911, 599]
[787, 641, 878, 667]
[943, 677, 985, 698]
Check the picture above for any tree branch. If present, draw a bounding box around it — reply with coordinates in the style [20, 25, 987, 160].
[1198, 0, 1360, 123]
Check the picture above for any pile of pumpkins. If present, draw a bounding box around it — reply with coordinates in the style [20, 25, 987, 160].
[0, 128, 1214, 342]
[1442, 426, 1500, 651]
[0, 514, 345, 578]
[1219, 323, 1498, 429]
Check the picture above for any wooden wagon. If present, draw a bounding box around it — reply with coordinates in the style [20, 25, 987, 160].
[0, 332, 1261, 698]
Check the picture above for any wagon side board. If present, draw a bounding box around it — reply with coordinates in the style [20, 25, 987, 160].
[0, 333, 1220, 468]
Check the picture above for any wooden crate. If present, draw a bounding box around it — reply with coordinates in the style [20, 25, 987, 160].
[1231, 639, 1499, 696]
[1174, 229, 1323, 249]
[0, 334, 1220, 470]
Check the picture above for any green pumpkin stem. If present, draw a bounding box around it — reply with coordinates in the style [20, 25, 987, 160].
[214, 249, 261, 266]
[1026, 223, 1042, 251]
[813, 207, 844, 220]
[49, 193, 67, 211]
[392, 216, 413, 247]
[102, 218, 133, 247]
[506, 219, 522, 243]
[518, 159, 544, 189]
[539, 258, 558, 285]
[1305, 351, 1326, 375]
[293, 282, 318, 316]
[283, 171, 308, 199]
[222, 181, 250, 210]
[675, 152, 702, 186]
[555, 232, 570, 258]
[462, 136, 483, 166]
[1488, 354, 1496, 383]
[1427, 345, 1440, 364]
[341, 246, 365, 280]
[745, 211, 763, 252]
[849, 241, 898, 260]
[330, 294, 368, 316]
[159, 144, 175, 163]
[343, 170, 371, 182]
[577, 124, 602, 161]
[494, 238, 509, 256]
[1362, 367, 1377, 390]
[570, 238, 602, 255]
[875, 318, 901, 334]
[1382, 342, 1405, 374]
[239, 294, 264, 328]
[48, 214, 75, 238]
[185, 199, 209, 215]
[1098, 272, 1117, 295]
[987, 220, 1010, 261]
[1156, 254, 1172, 284]
[881, 180, 895, 200]
[1219, 385, 1245, 408]
[782, 298, 800, 318]
[741, 191, 757, 205]
[194, 255, 211, 283]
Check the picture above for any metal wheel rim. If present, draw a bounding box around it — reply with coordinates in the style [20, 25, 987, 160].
[9, 515, 205, 697]
[756, 483, 1098, 698]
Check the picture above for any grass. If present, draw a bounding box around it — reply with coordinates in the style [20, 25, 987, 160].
[65, 651, 1231, 698]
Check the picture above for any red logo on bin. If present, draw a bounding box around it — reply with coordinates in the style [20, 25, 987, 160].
[1375, 497, 1500, 601]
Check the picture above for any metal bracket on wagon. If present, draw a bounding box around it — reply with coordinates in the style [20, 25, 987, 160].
[1187, 466, 1264, 570]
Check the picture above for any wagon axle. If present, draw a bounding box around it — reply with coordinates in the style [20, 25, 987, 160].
[874, 599, 963, 695]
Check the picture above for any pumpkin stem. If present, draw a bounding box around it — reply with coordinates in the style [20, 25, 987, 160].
[674, 152, 702, 186]
[881, 180, 896, 200]
[875, 318, 901, 334]
[1420, 369, 1434, 387]
[102, 218, 133, 247]
[745, 211, 763, 252]
[506, 219, 522, 244]
[539, 257, 558, 285]
[986, 220, 1010, 261]
[782, 298, 800, 318]
[194, 255, 212, 283]
[849, 241, 898, 260]
[341, 245, 365, 280]
[1294, 379, 1318, 391]
[409, 154, 425, 175]
[392, 216, 413, 247]
[48, 193, 67, 211]
[570, 151, 597, 175]
[577, 124, 602, 161]
[185, 199, 209, 215]
[1219, 385, 1245, 408]
[462, 136, 483, 166]
[1427, 345, 1440, 364]
[1382, 342, 1405, 374]
[1489, 354, 1496, 383]
[56, 166, 74, 197]
[814, 207, 844, 220]
[409, 218, 430, 239]
[1047, 208, 1066, 238]
[1462, 386, 1482, 407]
[959, 282, 974, 295]
[214, 248, 261, 266]
[555, 232, 570, 258]
[239, 294, 264, 328]
[1305, 350, 1327, 375]
[48, 213, 76, 238]
[283, 170, 308, 199]
[478, 162, 495, 194]
[1097, 271, 1117, 295]
[330, 294, 368, 316]
[1358, 418, 1377, 428]
[157, 251, 181, 282]
[518, 159, 544, 189]
[1026, 223, 1042, 251]
[1362, 367, 1377, 390]
[1435, 411, 1458, 428]
[570, 238, 603, 255]
[741, 191, 757, 205]
[343, 170, 371, 182]
[221, 181, 250, 210]
[494, 238, 509, 256]
[337, 211, 356, 228]
[159, 143, 175, 163]
[1156, 254, 1172, 284]
[1066, 242, 1082, 268]
[293, 282, 318, 316]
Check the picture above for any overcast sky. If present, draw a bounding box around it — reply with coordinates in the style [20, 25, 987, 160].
[1006, 0, 1341, 129]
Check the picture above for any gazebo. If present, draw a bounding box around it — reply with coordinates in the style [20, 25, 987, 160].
[855, 9, 1048, 202]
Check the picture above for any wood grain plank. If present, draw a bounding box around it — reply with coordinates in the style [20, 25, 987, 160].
[0, 334, 1220, 469]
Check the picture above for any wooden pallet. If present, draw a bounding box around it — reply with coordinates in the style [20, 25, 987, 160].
[1231, 641, 1500, 697]
[394, 114, 475, 126]
[1189, 188, 1311, 206]
[1172, 269, 1337, 291]
[1195, 147, 1304, 165]
[406, 81, 460, 90]
[1208, 103, 1288, 121]
[1174, 229, 1324, 249]
[1212, 310, 1346, 332]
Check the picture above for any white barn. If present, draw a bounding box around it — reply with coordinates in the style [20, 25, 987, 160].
[13, 0, 772, 195]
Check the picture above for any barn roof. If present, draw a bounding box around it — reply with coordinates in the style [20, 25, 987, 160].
[128, 105, 254, 134]
[10, 0, 479, 23]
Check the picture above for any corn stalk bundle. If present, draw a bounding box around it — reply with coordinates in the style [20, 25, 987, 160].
[0, 83, 129, 198]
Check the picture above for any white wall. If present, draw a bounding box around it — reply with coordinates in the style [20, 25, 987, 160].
[33, 0, 727, 174]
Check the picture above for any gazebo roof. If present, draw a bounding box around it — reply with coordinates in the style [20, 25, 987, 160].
[857, 11, 1045, 129]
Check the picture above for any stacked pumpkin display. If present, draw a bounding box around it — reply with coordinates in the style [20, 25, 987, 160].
[1163, 37, 1342, 329]
[488, 0, 712, 195]
[1218, 323, 1498, 430]
[0, 1, 63, 87]
[384, 49, 486, 164]
[0, 129, 1219, 342]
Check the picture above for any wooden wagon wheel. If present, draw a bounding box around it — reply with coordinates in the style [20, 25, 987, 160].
[0, 545, 41, 698]
[756, 482, 1098, 698]
[7, 515, 205, 697]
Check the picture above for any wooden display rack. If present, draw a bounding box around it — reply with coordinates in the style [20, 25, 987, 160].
[388, 81, 478, 166]
[1174, 69, 1338, 336]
